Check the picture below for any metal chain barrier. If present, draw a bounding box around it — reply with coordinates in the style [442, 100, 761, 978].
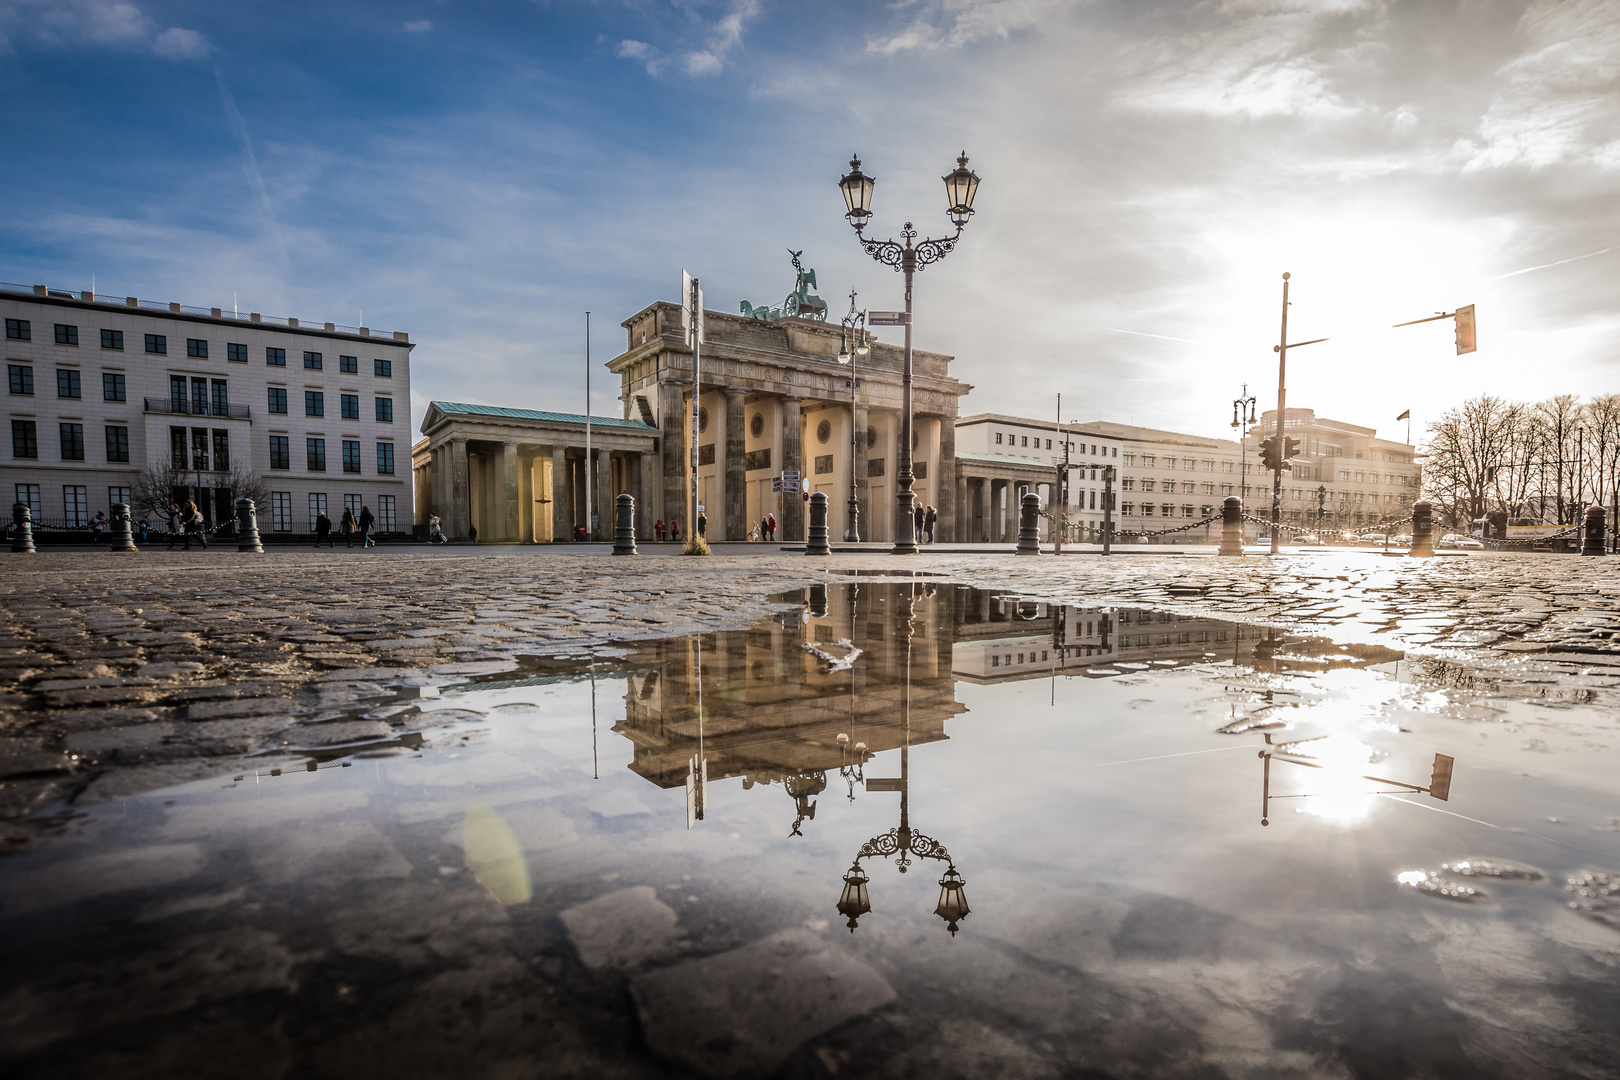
[1242, 514, 1412, 537]
[1488, 526, 1580, 547]
[1122, 513, 1219, 539]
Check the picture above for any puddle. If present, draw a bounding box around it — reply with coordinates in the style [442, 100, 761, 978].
[2, 583, 1619, 1078]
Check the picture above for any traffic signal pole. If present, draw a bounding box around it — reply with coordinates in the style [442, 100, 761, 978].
[1270, 272, 1327, 555]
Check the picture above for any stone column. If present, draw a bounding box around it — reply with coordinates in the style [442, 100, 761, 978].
[499, 442, 520, 541]
[449, 438, 471, 540]
[852, 404, 869, 541]
[519, 452, 534, 542]
[955, 473, 968, 543]
[551, 444, 568, 542]
[724, 388, 746, 540]
[595, 448, 612, 541]
[937, 415, 956, 542]
[661, 380, 686, 537]
[640, 450, 660, 537]
[782, 396, 804, 541]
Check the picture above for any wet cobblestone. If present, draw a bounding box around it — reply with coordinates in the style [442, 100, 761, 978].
[2, 546, 1617, 850]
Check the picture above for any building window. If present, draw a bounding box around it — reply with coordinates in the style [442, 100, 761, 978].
[55, 324, 78, 345]
[1121, 477, 1134, 491]
[1162, 503, 1174, 517]
[271, 491, 292, 532]
[105, 425, 129, 463]
[103, 372, 125, 401]
[56, 369, 81, 398]
[11, 419, 38, 459]
[267, 387, 288, 414]
[269, 435, 290, 469]
[1222, 461, 1233, 473]
[1143, 502, 1155, 516]
[1021, 436, 1028, 447]
[145, 334, 166, 354]
[307, 493, 329, 532]
[169, 374, 186, 412]
[267, 347, 286, 366]
[378, 495, 396, 531]
[305, 391, 324, 417]
[62, 485, 87, 527]
[170, 426, 187, 468]
[228, 342, 247, 363]
[1045, 439, 1052, 449]
[210, 380, 228, 416]
[374, 358, 392, 377]
[995, 433, 1002, 444]
[8, 364, 32, 395]
[307, 438, 326, 471]
[191, 377, 208, 416]
[5, 318, 29, 340]
[375, 396, 393, 422]
[15, 483, 41, 518]
[814, 454, 834, 475]
[190, 427, 209, 471]
[1182, 505, 1194, 517]
[1141, 479, 1154, 492]
[341, 393, 359, 420]
[342, 439, 361, 473]
[340, 355, 358, 373]
[304, 351, 322, 370]
[185, 338, 207, 358]
[59, 422, 84, 461]
[376, 442, 395, 475]
[213, 429, 230, 471]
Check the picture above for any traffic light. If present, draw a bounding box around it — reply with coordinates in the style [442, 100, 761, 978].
[1283, 436, 1301, 462]
[1454, 304, 1476, 355]
[1258, 436, 1280, 472]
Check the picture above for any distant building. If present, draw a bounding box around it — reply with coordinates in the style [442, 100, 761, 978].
[2, 280, 413, 534]
[953, 414, 1122, 541]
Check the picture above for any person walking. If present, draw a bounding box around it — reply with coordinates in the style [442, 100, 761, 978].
[89, 511, 104, 544]
[670, 519, 680, 542]
[340, 506, 357, 548]
[697, 511, 708, 539]
[654, 519, 665, 542]
[183, 499, 207, 550]
[137, 517, 148, 544]
[314, 509, 333, 548]
[766, 513, 777, 541]
[165, 502, 182, 550]
[925, 504, 938, 544]
[913, 504, 925, 544]
[358, 504, 375, 547]
[427, 513, 446, 544]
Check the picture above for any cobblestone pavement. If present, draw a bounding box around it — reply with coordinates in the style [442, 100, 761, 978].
[2, 545, 1617, 851]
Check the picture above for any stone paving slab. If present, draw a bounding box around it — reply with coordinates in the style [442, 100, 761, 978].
[2, 546, 1618, 852]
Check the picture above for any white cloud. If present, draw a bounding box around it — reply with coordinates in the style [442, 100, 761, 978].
[614, 0, 758, 79]
[1463, 0, 1620, 172]
[152, 26, 208, 59]
[403, 20, 433, 34]
[868, 0, 1079, 54]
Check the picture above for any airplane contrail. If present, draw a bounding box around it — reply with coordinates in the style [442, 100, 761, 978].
[1487, 246, 1613, 281]
[1106, 327, 1210, 345]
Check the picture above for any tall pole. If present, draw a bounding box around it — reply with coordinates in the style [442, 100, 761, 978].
[585, 312, 592, 541]
[1053, 393, 1067, 554]
[895, 237, 918, 554]
[690, 278, 701, 542]
[1271, 273, 1289, 555]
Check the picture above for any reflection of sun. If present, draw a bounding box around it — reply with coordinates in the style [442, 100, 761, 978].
[1282, 734, 1382, 826]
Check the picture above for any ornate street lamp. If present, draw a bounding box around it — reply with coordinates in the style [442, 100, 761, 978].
[934, 866, 971, 935]
[835, 291, 870, 543]
[837, 865, 871, 930]
[1232, 384, 1256, 504]
[839, 152, 982, 554]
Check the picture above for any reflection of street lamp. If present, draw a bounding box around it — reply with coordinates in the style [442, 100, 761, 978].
[835, 291, 870, 543]
[839, 153, 981, 554]
[934, 866, 971, 934]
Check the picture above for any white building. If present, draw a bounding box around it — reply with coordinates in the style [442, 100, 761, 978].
[2, 281, 413, 536]
[954, 413, 1122, 540]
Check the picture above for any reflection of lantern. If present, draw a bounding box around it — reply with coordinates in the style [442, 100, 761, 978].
[837, 866, 871, 931]
[934, 866, 970, 935]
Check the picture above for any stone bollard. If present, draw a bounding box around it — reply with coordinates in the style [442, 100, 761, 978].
[612, 493, 638, 556]
[1583, 505, 1606, 556]
[1409, 500, 1435, 557]
[806, 492, 831, 555]
[1218, 496, 1244, 556]
[1016, 492, 1042, 555]
[11, 501, 35, 554]
[236, 498, 264, 553]
[109, 502, 138, 552]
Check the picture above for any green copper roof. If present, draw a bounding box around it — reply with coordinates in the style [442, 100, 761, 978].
[430, 401, 656, 430]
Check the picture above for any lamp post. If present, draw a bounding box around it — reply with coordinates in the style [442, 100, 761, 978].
[1232, 384, 1256, 504]
[835, 291, 870, 543]
[839, 153, 981, 554]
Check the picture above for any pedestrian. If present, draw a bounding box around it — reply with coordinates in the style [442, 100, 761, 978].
[670, 519, 680, 542]
[183, 499, 207, 550]
[469, 524, 478, 543]
[767, 513, 776, 541]
[137, 517, 148, 544]
[315, 509, 333, 547]
[925, 504, 937, 544]
[914, 504, 925, 543]
[165, 503, 181, 550]
[654, 519, 665, 541]
[759, 516, 768, 542]
[90, 511, 104, 544]
[427, 513, 446, 544]
[697, 511, 708, 538]
[340, 506, 357, 548]
[358, 504, 375, 547]
[575, 522, 586, 541]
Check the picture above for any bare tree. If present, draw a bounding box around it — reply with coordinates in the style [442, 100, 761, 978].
[1534, 394, 1585, 524]
[131, 459, 188, 519]
[1423, 396, 1524, 528]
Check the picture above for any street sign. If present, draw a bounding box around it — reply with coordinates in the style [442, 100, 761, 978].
[867, 311, 907, 326]
[771, 478, 782, 492]
[782, 469, 800, 480]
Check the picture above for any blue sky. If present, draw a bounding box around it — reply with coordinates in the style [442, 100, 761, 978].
[3, 0, 1618, 444]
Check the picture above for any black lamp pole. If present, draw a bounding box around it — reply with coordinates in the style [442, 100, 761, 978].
[839, 154, 981, 554]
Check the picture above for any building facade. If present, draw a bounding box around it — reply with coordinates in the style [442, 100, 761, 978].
[2, 281, 412, 534]
[954, 414, 1122, 541]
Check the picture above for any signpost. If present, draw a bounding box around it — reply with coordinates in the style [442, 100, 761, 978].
[867, 311, 907, 326]
[681, 271, 704, 545]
